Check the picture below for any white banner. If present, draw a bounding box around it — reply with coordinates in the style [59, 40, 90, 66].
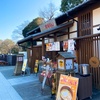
[22, 59, 27, 72]
[68, 39, 75, 51]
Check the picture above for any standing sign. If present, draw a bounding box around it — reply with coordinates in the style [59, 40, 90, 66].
[56, 74, 79, 100]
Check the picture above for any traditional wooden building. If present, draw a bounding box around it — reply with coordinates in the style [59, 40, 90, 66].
[18, 0, 100, 89]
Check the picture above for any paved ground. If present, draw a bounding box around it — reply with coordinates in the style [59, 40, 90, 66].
[0, 66, 52, 100]
[0, 66, 100, 100]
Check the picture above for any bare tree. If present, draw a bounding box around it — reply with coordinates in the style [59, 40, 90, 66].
[39, 2, 58, 21]
[11, 20, 30, 42]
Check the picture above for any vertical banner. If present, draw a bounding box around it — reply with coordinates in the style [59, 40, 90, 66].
[56, 74, 79, 100]
[22, 59, 27, 72]
[68, 39, 75, 51]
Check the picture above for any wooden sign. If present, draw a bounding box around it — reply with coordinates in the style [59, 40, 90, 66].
[89, 56, 99, 68]
[56, 74, 79, 100]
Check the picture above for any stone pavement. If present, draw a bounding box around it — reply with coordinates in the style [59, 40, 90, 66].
[0, 66, 52, 100]
[0, 66, 100, 100]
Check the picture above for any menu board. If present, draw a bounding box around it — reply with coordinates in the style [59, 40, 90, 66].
[46, 42, 60, 51]
[56, 74, 79, 100]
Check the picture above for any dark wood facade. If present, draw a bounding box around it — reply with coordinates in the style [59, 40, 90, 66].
[75, 34, 100, 89]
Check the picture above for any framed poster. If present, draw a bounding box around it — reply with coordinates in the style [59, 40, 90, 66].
[46, 42, 60, 51]
[58, 59, 64, 70]
[56, 74, 79, 100]
[63, 41, 68, 51]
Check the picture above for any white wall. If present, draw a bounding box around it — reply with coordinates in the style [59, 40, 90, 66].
[93, 7, 100, 34]
[57, 34, 68, 41]
[70, 17, 78, 32]
[70, 32, 77, 38]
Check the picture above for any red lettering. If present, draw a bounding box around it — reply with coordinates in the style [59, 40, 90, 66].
[45, 23, 55, 29]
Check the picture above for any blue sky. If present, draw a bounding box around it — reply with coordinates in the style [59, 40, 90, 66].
[0, 0, 61, 41]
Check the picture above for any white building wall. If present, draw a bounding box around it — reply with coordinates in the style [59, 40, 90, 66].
[69, 17, 78, 38]
[70, 18, 78, 32]
[93, 7, 100, 34]
[70, 32, 77, 38]
[57, 34, 68, 41]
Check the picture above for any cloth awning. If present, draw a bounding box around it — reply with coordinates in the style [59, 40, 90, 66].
[17, 21, 73, 45]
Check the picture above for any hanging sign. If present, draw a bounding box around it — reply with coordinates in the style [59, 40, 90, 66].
[89, 56, 99, 68]
[56, 74, 79, 100]
[68, 39, 75, 51]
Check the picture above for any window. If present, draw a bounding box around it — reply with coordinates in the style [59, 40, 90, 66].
[79, 11, 92, 36]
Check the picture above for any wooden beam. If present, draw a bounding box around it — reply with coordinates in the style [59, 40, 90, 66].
[42, 37, 45, 56]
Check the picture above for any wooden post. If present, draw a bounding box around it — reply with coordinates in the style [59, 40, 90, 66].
[53, 33, 57, 61]
[42, 37, 45, 56]
[31, 40, 34, 72]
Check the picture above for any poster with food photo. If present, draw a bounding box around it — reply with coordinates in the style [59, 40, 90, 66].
[56, 74, 79, 100]
[58, 59, 64, 70]
[63, 41, 68, 51]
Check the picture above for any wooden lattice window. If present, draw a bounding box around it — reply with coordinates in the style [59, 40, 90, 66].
[79, 11, 92, 36]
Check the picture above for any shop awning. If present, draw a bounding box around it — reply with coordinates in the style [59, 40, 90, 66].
[17, 21, 73, 44]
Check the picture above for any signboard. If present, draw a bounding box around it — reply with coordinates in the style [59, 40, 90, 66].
[46, 42, 60, 51]
[39, 18, 57, 32]
[56, 74, 79, 100]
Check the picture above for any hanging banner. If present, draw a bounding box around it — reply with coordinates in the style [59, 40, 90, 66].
[68, 39, 75, 51]
[56, 74, 79, 100]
